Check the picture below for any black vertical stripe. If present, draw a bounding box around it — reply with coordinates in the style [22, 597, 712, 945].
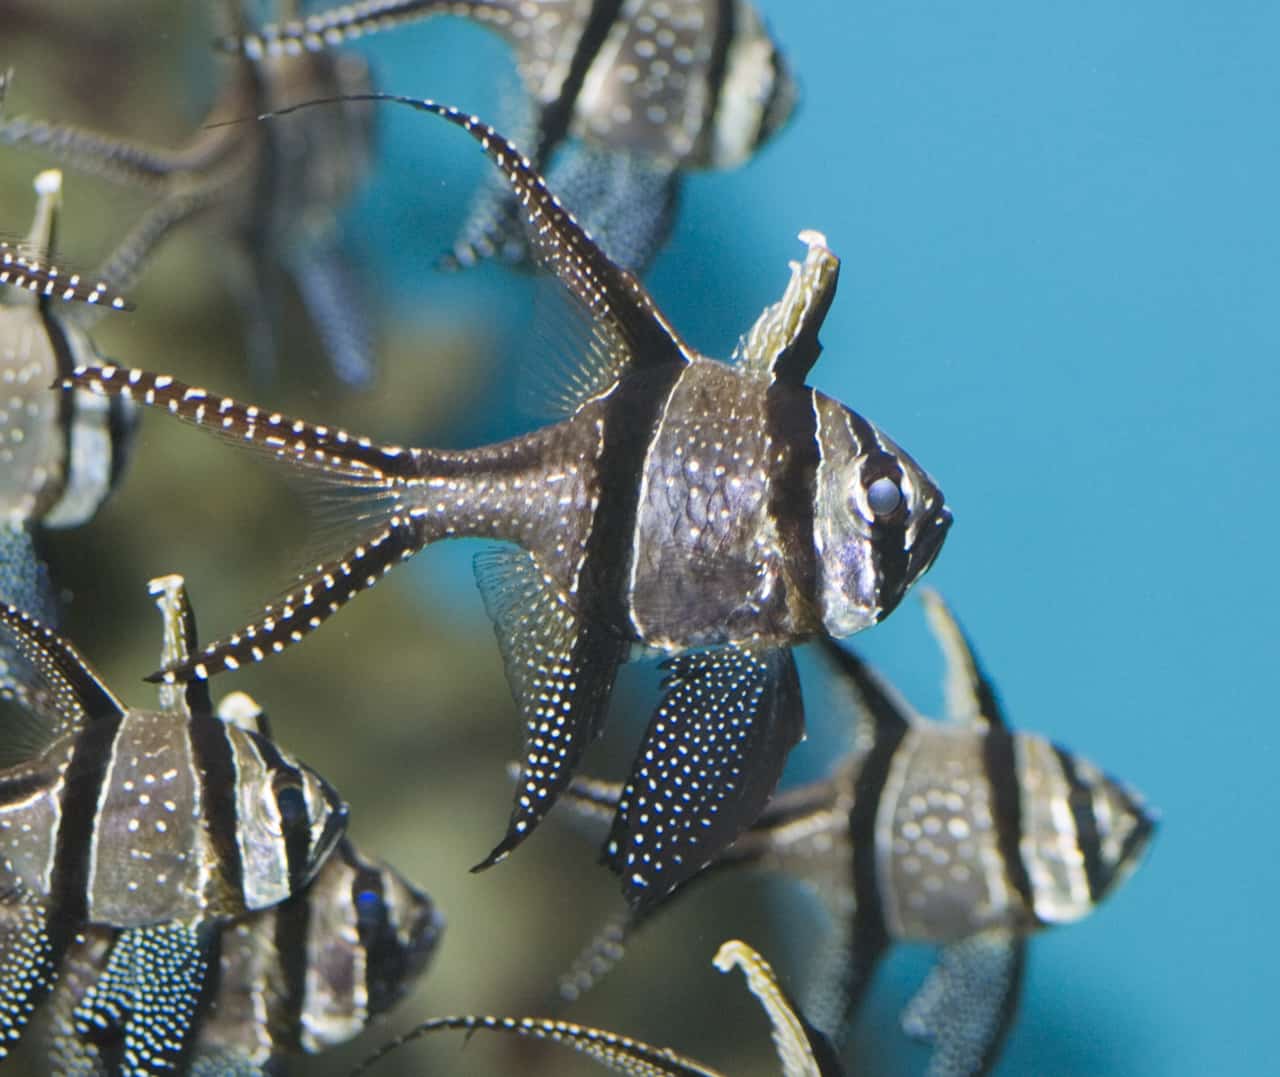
[249, 734, 310, 894]
[536, 0, 627, 161]
[272, 889, 313, 1053]
[844, 409, 911, 619]
[105, 392, 136, 492]
[1052, 745, 1105, 903]
[702, 0, 738, 148]
[584, 362, 685, 634]
[764, 386, 819, 620]
[352, 858, 397, 1015]
[48, 717, 120, 930]
[983, 730, 1036, 915]
[189, 717, 244, 908]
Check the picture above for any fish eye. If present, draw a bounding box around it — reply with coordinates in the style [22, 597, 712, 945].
[274, 778, 308, 832]
[866, 476, 903, 517]
[355, 887, 384, 926]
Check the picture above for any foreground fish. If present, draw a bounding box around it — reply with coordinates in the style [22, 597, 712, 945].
[0, 575, 347, 1072]
[220, 0, 797, 270]
[354, 938, 841, 1076]
[0, 2, 377, 384]
[558, 592, 1157, 1076]
[43, 805, 443, 1077]
[69, 102, 950, 910]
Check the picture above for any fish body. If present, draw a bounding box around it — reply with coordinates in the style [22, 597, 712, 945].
[0, 170, 134, 532]
[69, 104, 949, 909]
[560, 592, 1156, 1076]
[41, 835, 442, 1077]
[0, 4, 378, 384]
[221, 0, 796, 269]
[0, 576, 348, 1070]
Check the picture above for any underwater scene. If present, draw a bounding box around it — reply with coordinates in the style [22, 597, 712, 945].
[0, 1, 1274, 1074]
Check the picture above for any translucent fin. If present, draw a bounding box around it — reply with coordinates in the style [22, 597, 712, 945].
[920, 590, 1008, 732]
[286, 237, 376, 388]
[0, 603, 125, 737]
[815, 637, 914, 747]
[265, 96, 696, 385]
[734, 231, 840, 387]
[472, 548, 626, 869]
[352, 1014, 726, 1077]
[147, 575, 212, 719]
[0, 889, 57, 1060]
[901, 929, 1025, 1077]
[800, 894, 887, 1048]
[69, 922, 215, 1077]
[544, 144, 680, 275]
[604, 645, 806, 912]
[713, 940, 841, 1077]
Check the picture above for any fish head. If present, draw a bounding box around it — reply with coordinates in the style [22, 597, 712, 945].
[1026, 743, 1158, 924]
[350, 851, 445, 1018]
[229, 722, 349, 912]
[811, 393, 951, 637]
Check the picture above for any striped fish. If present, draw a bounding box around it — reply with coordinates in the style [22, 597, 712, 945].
[218, 0, 797, 270]
[0, 2, 377, 385]
[0, 575, 347, 1073]
[557, 591, 1157, 1076]
[1, 169, 135, 532]
[67, 102, 951, 912]
[355, 938, 842, 1077]
[43, 821, 442, 1077]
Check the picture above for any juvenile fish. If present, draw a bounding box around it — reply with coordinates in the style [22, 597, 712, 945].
[68, 102, 951, 911]
[558, 591, 1157, 1076]
[355, 938, 842, 1077]
[219, 0, 798, 270]
[0, 575, 347, 1073]
[0, 2, 377, 385]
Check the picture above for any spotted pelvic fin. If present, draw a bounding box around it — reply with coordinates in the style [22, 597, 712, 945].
[900, 928, 1025, 1077]
[472, 548, 627, 869]
[603, 645, 805, 911]
[735, 230, 840, 387]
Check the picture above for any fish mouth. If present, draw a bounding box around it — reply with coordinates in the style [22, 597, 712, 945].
[875, 505, 953, 623]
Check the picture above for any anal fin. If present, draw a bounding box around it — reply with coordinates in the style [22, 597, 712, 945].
[472, 548, 625, 869]
[605, 645, 806, 912]
[902, 929, 1026, 1077]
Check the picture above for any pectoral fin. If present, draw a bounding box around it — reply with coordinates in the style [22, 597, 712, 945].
[902, 929, 1026, 1077]
[473, 548, 626, 869]
[604, 645, 805, 912]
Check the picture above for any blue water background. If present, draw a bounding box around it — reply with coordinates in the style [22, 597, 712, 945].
[340, 3, 1277, 1073]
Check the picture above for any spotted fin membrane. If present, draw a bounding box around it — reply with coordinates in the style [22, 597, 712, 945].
[353, 939, 842, 1077]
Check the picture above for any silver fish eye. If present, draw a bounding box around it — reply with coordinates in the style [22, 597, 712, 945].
[866, 476, 903, 517]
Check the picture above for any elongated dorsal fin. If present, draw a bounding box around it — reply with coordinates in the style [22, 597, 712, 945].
[920, 590, 1009, 731]
[736, 231, 840, 386]
[815, 636, 913, 746]
[0, 603, 125, 739]
[147, 575, 212, 719]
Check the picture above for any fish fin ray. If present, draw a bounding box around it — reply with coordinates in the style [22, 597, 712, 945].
[901, 929, 1025, 1077]
[605, 645, 806, 912]
[472, 547, 624, 868]
[921, 590, 1009, 731]
[735, 231, 840, 386]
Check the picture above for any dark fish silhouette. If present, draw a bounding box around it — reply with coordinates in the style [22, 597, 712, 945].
[218, 0, 798, 271]
[0, 574, 347, 1073]
[0, 3, 378, 385]
[354, 938, 843, 1077]
[558, 591, 1157, 1076]
[67, 102, 951, 911]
